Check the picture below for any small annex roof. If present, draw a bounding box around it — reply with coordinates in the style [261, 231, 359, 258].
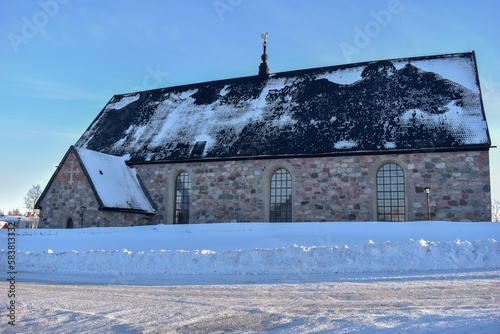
[75, 147, 156, 213]
[76, 52, 491, 163]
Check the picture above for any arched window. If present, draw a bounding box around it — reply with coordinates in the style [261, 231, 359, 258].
[377, 163, 405, 221]
[66, 218, 73, 229]
[270, 168, 292, 222]
[174, 172, 191, 224]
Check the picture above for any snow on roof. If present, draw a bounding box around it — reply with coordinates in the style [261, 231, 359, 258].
[76, 52, 490, 162]
[76, 147, 155, 213]
[0, 216, 30, 222]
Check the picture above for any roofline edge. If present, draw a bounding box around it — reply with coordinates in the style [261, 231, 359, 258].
[126, 144, 492, 166]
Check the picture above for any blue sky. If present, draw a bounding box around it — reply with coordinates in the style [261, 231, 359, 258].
[1, 0, 499, 214]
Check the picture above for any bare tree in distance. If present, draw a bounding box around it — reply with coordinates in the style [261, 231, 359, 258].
[8, 208, 21, 216]
[24, 184, 41, 228]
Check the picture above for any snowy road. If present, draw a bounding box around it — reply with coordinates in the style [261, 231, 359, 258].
[2, 270, 499, 333]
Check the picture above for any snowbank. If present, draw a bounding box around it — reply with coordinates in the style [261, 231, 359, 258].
[12, 239, 499, 277]
[1, 222, 499, 279]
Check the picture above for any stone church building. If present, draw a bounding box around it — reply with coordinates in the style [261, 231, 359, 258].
[36, 50, 492, 228]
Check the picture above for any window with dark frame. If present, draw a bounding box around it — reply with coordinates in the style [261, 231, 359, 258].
[174, 171, 191, 224]
[377, 163, 405, 222]
[270, 168, 292, 222]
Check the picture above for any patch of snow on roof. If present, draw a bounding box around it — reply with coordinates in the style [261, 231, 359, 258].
[113, 137, 127, 150]
[125, 125, 134, 135]
[219, 85, 230, 96]
[132, 125, 148, 145]
[106, 94, 140, 110]
[402, 56, 478, 91]
[400, 101, 489, 145]
[148, 91, 206, 148]
[384, 142, 396, 149]
[252, 77, 288, 108]
[76, 148, 155, 213]
[315, 67, 363, 85]
[112, 124, 148, 152]
[179, 90, 197, 100]
[272, 114, 296, 128]
[334, 140, 358, 149]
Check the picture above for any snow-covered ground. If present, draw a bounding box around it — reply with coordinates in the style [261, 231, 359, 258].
[1, 270, 499, 333]
[1, 221, 498, 284]
[0, 221, 499, 333]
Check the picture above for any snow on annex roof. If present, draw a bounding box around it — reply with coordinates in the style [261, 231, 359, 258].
[75, 147, 155, 213]
[76, 52, 491, 163]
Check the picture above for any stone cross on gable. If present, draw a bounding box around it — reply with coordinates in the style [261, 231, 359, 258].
[63, 160, 80, 185]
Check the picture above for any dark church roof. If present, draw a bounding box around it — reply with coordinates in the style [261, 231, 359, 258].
[76, 52, 490, 163]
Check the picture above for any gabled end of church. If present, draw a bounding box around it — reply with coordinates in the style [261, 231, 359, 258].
[36, 146, 156, 228]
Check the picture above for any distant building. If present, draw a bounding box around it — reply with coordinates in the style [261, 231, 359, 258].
[36, 49, 492, 228]
[0, 216, 32, 229]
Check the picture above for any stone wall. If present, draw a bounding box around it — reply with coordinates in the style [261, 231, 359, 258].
[135, 150, 491, 224]
[408, 151, 491, 221]
[39, 150, 491, 227]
